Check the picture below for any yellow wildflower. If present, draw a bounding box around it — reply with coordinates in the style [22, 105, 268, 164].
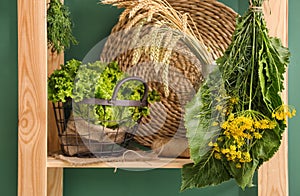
[241, 152, 252, 163]
[253, 132, 262, 139]
[236, 151, 242, 159]
[273, 105, 296, 121]
[214, 152, 222, 160]
[230, 97, 239, 104]
[217, 137, 224, 142]
[221, 121, 229, 129]
[229, 145, 236, 151]
[292, 109, 296, 116]
[212, 121, 219, 126]
[221, 148, 230, 154]
[258, 119, 270, 129]
[228, 113, 235, 120]
[236, 163, 242, 169]
[216, 105, 223, 111]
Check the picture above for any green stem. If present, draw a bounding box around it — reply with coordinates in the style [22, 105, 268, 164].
[248, 11, 256, 110]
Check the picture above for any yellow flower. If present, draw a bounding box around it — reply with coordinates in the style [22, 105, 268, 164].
[236, 163, 242, 168]
[241, 152, 252, 162]
[214, 147, 220, 152]
[221, 148, 230, 154]
[236, 151, 242, 159]
[213, 142, 218, 147]
[217, 137, 224, 142]
[229, 145, 236, 151]
[216, 105, 223, 111]
[292, 109, 296, 116]
[273, 105, 296, 121]
[214, 152, 222, 160]
[253, 132, 262, 139]
[228, 113, 235, 120]
[254, 121, 261, 129]
[230, 97, 239, 104]
[212, 121, 219, 126]
[272, 113, 275, 118]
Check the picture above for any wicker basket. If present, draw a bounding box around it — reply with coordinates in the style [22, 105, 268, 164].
[100, 0, 237, 147]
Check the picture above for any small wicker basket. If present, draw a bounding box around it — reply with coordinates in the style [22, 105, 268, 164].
[100, 0, 237, 148]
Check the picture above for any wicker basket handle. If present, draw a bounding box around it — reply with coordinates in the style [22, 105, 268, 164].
[110, 76, 149, 105]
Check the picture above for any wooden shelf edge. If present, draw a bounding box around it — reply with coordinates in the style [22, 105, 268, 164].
[47, 156, 192, 169]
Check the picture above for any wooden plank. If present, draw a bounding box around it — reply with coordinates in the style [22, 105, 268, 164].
[259, 1, 289, 196]
[47, 157, 192, 168]
[47, 50, 64, 154]
[18, 0, 48, 195]
[47, 1, 64, 196]
[47, 0, 64, 155]
[47, 168, 63, 196]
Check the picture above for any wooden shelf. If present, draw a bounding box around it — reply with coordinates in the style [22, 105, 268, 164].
[47, 156, 192, 169]
[18, 0, 289, 195]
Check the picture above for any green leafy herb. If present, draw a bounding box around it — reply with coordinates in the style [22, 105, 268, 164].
[48, 60, 160, 128]
[182, 0, 295, 191]
[184, 69, 228, 165]
[47, 0, 78, 53]
[48, 59, 81, 102]
[181, 151, 231, 191]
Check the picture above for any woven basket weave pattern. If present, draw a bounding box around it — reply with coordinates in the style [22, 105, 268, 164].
[101, 0, 237, 147]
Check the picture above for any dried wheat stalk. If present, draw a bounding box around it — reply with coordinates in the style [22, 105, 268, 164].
[102, 0, 214, 96]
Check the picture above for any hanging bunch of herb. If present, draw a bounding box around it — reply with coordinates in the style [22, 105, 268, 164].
[47, 0, 78, 53]
[182, 0, 295, 190]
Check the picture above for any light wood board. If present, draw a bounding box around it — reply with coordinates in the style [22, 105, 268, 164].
[47, 168, 63, 196]
[47, 157, 192, 168]
[18, 0, 48, 195]
[259, 0, 289, 196]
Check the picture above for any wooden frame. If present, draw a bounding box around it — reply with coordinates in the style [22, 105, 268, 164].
[17, 0, 288, 195]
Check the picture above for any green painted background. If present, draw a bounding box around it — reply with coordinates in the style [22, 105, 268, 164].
[0, 0, 299, 195]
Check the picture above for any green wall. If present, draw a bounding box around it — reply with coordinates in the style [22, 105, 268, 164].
[0, 0, 18, 195]
[63, 1, 254, 196]
[0, 0, 299, 195]
[288, 0, 300, 195]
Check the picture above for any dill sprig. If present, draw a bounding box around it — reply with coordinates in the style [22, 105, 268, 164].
[47, 0, 78, 53]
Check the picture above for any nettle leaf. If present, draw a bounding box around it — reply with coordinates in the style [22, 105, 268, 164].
[181, 152, 231, 191]
[184, 69, 225, 164]
[252, 125, 282, 166]
[225, 159, 259, 190]
[184, 87, 210, 164]
[258, 31, 290, 112]
[270, 37, 290, 71]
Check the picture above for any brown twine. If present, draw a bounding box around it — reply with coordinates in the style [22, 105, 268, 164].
[249, 0, 267, 13]
[250, 6, 263, 12]
[249, 0, 262, 12]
